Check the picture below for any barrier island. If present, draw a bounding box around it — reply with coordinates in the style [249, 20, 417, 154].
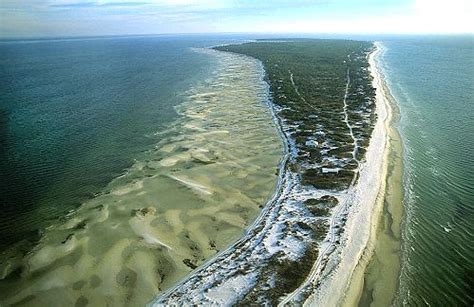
[155, 39, 385, 305]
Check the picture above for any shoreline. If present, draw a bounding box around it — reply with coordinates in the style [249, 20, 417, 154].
[304, 42, 403, 306]
[150, 50, 297, 306]
[0, 47, 284, 306]
[351, 43, 404, 307]
[153, 41, 385, 305]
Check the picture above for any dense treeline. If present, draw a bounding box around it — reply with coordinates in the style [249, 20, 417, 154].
[215, 40, 376, 190]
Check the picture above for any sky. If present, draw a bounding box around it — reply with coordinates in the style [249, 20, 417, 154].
[0, 0, 473, 38]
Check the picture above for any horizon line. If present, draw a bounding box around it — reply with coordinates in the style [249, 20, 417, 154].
[1, 31, 473, 42]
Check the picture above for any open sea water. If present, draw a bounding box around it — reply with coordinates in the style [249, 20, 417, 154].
[2, 34, 473, 305]
[0, 34, 284, 306]
[380, 36, 474, 306]
[0, 35, 241, 250]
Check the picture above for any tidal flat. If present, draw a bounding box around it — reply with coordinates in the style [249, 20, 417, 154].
[156, 39, 380, 305]
[0, 49, 283, 306]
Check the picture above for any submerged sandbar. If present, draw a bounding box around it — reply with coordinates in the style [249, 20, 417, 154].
[155, 39, 381, 305]
[0, 48, 283, 306]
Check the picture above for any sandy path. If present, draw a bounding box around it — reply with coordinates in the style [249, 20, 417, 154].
[302, 42, 394, 306]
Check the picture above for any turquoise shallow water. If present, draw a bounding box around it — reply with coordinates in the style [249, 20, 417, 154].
[379, 36, 474, 306]
[2, 34, 473, 305]
[0, 43, 283, 306]
[0, 35, 247, 250]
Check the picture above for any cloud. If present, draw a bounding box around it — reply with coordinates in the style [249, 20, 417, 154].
[0, 0, 472, 38]
[48, 0, 226, 9]
[50, 1, 149, 8]
[233, 0, 331, 9]
[50, 2, 99, 8]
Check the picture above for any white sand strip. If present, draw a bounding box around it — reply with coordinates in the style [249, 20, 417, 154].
[167, 174, 213, 195]
[304, 42, 393, 306]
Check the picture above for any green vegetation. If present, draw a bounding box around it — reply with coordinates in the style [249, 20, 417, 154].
[239, 244, 319, 305]
[211, 40, 376, 303]
[304, 195, 339, 217]
[215, 39, 375, 190]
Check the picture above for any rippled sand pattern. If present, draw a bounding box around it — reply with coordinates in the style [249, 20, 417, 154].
[0, 49, 283, 306]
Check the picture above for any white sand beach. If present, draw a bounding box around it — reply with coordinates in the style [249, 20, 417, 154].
[304, 42, 403, 306]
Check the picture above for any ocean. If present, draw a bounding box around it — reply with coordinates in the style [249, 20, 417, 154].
[379, 36, 474, 306]
[0, 36, 216, 249]
[0, 35, 283, 305]
[1, 34, 473, 306]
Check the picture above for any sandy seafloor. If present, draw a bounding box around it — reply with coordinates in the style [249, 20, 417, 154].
[150, 43, 402, 306]
[1, 42, 405, 307]
[307, 42, 404, 306]
[0, 49, 283, 306]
